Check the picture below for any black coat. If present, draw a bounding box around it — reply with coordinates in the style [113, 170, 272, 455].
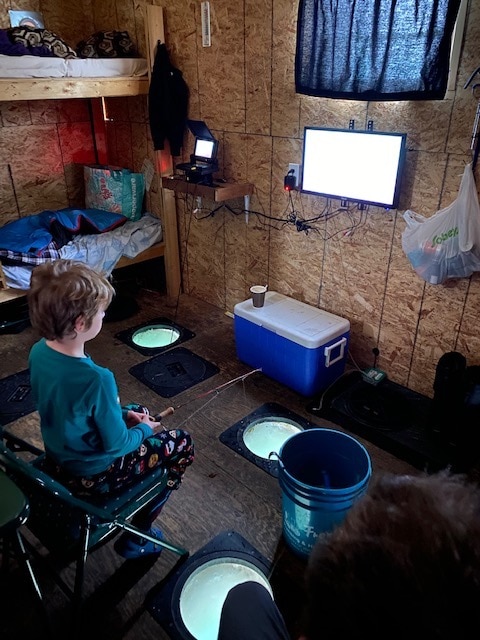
[148, 42, 189, 157]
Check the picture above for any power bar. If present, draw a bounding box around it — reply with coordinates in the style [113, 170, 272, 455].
[362, 367, 386, 385]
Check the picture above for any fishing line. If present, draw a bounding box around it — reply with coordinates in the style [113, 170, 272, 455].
[153, 367, 262, 421]
[175, 393, 218, 429]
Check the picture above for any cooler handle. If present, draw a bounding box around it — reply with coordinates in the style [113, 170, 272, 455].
[324, 337, 347, 367]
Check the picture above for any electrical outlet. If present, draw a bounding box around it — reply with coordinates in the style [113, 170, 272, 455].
[288, 163, 300, 188]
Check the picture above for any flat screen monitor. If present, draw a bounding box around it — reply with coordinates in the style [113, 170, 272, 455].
[301, 127, 407, 208]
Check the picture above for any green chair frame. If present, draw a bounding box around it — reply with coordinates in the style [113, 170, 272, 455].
[0, 430, 188, 624]
[0, 467, 51, 633]
[0, 467, 44, 600]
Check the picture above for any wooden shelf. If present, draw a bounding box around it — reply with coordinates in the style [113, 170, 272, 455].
[162, 177, 254, 202]
[0, 287, 27, 304]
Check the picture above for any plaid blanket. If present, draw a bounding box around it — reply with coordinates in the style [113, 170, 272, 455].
[0, 242, 60, 266]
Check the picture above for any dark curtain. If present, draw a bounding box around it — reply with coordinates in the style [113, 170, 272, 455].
[295, 0, 462, 101]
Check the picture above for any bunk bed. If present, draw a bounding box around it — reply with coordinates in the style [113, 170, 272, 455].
[0, 5, 180, 304]
[0, 56, 149, 100]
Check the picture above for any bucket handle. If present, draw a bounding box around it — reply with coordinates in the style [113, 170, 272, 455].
[268, 451, 283, 469]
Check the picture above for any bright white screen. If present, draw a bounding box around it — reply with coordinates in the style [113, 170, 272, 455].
[301, 128, 406, 208]
[195, 138, 215, 159]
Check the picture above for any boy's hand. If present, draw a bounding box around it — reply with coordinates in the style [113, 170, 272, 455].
[126, 410, 161, 429]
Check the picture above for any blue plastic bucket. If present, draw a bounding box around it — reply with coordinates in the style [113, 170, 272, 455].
[274, 428, 372, 558]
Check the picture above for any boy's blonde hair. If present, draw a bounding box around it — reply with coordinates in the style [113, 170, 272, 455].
[28, 260, 115, 340]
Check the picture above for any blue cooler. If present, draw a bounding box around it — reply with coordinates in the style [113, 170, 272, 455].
[234, 292, 350, 396]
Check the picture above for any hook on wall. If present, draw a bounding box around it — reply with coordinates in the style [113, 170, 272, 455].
[464, 66, 480, 91]
[465, 67, 480, 170]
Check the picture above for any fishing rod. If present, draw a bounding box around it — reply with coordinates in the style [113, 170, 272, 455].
[153, 367, 262, 421]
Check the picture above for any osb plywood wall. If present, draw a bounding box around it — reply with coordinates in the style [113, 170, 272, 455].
[158, 0, 480, 399]
[0, 0, 157, 223]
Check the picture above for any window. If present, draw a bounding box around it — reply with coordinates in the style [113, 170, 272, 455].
[295, 0, 463, 101]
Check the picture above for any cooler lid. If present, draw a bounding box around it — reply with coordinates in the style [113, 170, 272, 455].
[234, 292, 350, 348]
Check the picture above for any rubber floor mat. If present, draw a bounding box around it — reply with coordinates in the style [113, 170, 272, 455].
[219, 402, 317, 477]
[129, 347, 219, 398]
[0, 369, 36, 425]
[305, 370, 451, 471]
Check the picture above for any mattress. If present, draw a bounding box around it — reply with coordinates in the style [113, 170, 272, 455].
[0, 55, 148, 78]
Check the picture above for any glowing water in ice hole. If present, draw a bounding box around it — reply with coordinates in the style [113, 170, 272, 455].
[242, 418, 303, 459]
[179, 557, 273, 640]
[132, 325, 180, 349]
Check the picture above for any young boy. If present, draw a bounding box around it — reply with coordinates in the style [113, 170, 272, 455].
[27, 259, 194, 559]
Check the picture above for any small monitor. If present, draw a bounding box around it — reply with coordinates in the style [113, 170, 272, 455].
[193, 137, 217, 163]
[301, 127, 407, 209]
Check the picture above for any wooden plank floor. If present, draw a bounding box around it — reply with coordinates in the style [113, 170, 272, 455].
[0, 289, 416, 640]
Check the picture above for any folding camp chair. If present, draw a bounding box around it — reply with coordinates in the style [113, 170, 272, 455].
[0, 430, 188, 625]
[0, 467, 44, 600]
[0, 467, 52, 633]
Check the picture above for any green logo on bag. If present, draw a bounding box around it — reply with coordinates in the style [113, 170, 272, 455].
[432, 227, 458, 247]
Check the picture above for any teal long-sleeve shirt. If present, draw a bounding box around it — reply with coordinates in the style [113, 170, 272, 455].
[28, 338, 152, 475]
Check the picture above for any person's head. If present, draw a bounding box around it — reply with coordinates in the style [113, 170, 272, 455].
[28, 259, 114, 341]
[301, 470, 480, 639]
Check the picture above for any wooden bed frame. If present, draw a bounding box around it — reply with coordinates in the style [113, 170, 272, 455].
[0, 5, 180, 303]
[0, 76, 149, 101]
[0, 242, 165, 303]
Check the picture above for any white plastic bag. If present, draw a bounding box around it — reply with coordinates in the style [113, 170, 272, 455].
[402, 163, 480, 284]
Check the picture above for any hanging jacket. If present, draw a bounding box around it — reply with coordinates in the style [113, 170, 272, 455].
[148, 41, 189, 157]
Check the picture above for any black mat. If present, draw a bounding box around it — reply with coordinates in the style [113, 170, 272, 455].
[219, 402, 317, 477]
[115, 317, 195, 356]
[145, 530, 271, 640]
[0, 369, 36, 426]
[306, 370, 456, 472]
[129, 347, 219, 398]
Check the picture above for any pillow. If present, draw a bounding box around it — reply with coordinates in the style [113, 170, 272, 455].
[76, 31, 138, 58]
[0, 28, 45, 56]
[9, 27, 77, 58]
